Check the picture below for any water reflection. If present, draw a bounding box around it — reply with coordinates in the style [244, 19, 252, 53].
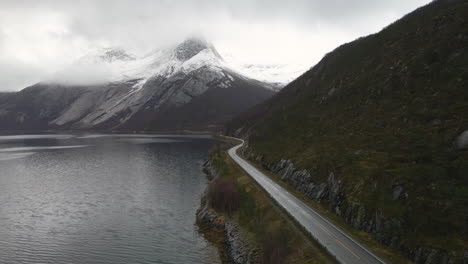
[0, 134, 219, 264]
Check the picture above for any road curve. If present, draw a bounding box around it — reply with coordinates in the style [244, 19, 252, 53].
[225, 137, 385, 264]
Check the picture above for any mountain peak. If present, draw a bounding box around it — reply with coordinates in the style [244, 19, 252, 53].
[99, 48, 135, 63]
[174, 37, 222, 61]
[76, 47, 136, 65]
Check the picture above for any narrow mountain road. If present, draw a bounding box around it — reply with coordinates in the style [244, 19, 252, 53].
[226, 137, 385, 264]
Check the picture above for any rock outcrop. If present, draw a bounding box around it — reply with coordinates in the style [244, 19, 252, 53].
[242, 146, 467, 264]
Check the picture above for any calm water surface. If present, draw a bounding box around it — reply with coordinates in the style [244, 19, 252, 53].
[0, 134, 220, 264]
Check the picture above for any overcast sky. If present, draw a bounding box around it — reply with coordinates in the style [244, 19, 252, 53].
[0, 0, 431, 91]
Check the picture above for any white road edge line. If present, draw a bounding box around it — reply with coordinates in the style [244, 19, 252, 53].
[222, 135, 386, 264]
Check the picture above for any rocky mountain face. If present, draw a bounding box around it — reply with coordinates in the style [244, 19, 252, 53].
[0, 38, 274, 132]
[228, 0, 468, 263]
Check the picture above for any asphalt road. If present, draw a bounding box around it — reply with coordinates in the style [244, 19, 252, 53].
[226, 138, 385, 264]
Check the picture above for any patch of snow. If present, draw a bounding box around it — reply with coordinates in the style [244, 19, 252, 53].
[229, 63, 309, 87]
[180, 49, 224, 73]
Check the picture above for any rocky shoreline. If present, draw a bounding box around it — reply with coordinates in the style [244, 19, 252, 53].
[196, 159, 258, 264]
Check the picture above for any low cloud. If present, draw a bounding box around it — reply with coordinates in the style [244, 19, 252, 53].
[0, 0, 431, 91]
[0, 60, 47, 91]
[45, 64, 116, 87]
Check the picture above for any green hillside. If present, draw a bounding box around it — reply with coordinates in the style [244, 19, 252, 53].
[228, 0, 468, 262]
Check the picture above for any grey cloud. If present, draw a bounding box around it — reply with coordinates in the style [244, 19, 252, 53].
[1, 0, 430, 49]
[0, 61, 47, 91]
[0, 0, 431, 91]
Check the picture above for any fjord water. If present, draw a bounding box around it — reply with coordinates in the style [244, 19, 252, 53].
[0, 134, 220, 264]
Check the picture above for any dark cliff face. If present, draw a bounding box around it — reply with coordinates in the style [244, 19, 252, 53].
[116, 69, 274, 132]
[229, 0, 468, 263]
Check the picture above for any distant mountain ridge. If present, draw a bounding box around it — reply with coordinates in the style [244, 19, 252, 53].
[0, 37, 274, 132]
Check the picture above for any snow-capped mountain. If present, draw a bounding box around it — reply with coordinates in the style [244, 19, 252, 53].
[50, 39, 246, 89]
[0, 38, 274, 132]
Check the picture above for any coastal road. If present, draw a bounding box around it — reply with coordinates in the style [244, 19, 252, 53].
[226, 137, 384, 264]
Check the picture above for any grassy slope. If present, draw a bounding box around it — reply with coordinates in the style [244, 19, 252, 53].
[209, 142, 337, 264]
[229, 0, 467, 254]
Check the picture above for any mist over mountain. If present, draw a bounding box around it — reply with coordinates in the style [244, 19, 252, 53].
[2, 1, 463, 264]
[0, 0, 432, 92]
[0, 38, 274, 132]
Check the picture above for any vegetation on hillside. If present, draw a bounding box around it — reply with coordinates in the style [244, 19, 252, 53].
[228, 0, 468, 258]
[206, 143, 337, 264]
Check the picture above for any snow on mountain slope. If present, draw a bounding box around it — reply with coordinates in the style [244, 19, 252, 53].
[232, 63, 309, 87]
[220, 53, 309, 88]
[48, 48, 138, 86]
[41, 37, 274, 130]
[49, 38, 231, 88]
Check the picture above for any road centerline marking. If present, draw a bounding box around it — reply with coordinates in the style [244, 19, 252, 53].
[335, 239, 361, 259]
